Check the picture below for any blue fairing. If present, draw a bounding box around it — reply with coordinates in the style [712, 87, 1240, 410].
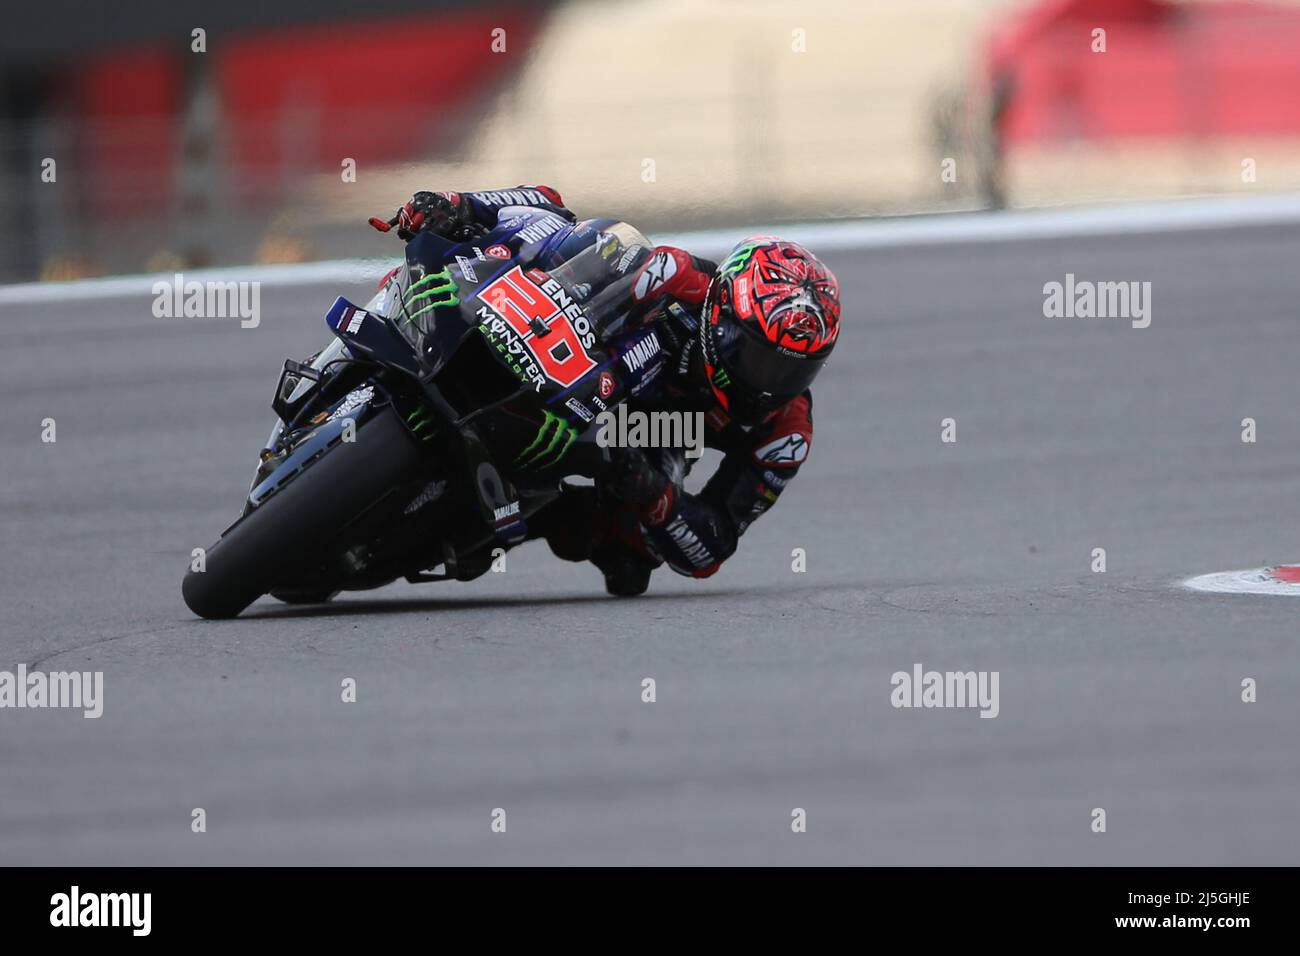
[250, 397, 375, 507]
[324, 297, 422, 375]
[320, 213, 660, 452]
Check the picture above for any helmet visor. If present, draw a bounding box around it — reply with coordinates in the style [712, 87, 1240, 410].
[709, 319, 824, 404]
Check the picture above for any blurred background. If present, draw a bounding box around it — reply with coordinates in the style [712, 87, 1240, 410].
[2, 0, 1300, 282]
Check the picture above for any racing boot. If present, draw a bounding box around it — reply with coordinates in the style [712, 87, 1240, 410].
[591, 545, 655, 597]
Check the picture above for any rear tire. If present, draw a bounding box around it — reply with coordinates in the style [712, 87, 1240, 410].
[182, 409, 426, 619]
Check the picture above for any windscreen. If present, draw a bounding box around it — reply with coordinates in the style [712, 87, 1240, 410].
[383, 258, 464, 351]
[542, 221, 654, 343]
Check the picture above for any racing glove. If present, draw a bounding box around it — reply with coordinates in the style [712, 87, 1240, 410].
[602, 447, 682, 528]
[604, 447, 738, 577]
[369, 190, 477, 241]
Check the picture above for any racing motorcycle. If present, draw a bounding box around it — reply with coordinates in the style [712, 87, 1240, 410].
[181, 209, 674, 619]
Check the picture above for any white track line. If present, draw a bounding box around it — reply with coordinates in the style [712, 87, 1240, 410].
[663, 193, 1300, 257]
[3, 193, 1300, 306]
[0, 259, 401, 306]
[1182, 567, 1300, 595]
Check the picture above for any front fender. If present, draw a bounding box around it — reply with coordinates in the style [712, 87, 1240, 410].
[248, 397, 383, 509]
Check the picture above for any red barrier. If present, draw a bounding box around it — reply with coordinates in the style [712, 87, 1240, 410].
[216, 8, 545, 188]
[985, 0, 1300, 143]
[68, 8, 547, 217]
[71, 50, 181, 217]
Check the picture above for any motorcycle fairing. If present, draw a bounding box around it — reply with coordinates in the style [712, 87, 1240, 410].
[325, 296, 422, 377]
[249, 390, 379, 509]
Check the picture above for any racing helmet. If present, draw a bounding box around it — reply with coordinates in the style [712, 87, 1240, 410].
[699, 237, 841, 422]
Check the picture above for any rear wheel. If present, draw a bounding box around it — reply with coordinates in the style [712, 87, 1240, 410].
[182, 409, 427, 619]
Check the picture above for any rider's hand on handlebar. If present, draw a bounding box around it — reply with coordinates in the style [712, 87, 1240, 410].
[368, 191, 471, 241]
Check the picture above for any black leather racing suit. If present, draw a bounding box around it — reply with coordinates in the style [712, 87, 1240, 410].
[452, 187, 815, 588]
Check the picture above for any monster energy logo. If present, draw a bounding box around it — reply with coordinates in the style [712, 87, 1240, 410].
[717, 240, 763, 278]
[514, 410, 578, 469]
[712, 367, 732, 389]
[405, 406, 437, 440]
[402, 267, 460, 323]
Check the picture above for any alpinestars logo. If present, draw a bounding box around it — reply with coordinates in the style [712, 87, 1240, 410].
[634, 250, 678, 301]
[755, 433, 808, 465]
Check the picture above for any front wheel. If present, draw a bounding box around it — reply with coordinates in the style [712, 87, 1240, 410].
[269, 588, 339, 605]
[182, 408, 427, 619]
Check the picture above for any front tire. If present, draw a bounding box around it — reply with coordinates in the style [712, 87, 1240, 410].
[269, 588, 339, 605]
[182, 409, 426, 619]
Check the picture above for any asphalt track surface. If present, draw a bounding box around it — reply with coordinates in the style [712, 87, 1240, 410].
[2, 221, 1299, 865]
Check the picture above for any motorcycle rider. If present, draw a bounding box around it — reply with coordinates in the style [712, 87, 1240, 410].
[371, 186, 841, 596]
